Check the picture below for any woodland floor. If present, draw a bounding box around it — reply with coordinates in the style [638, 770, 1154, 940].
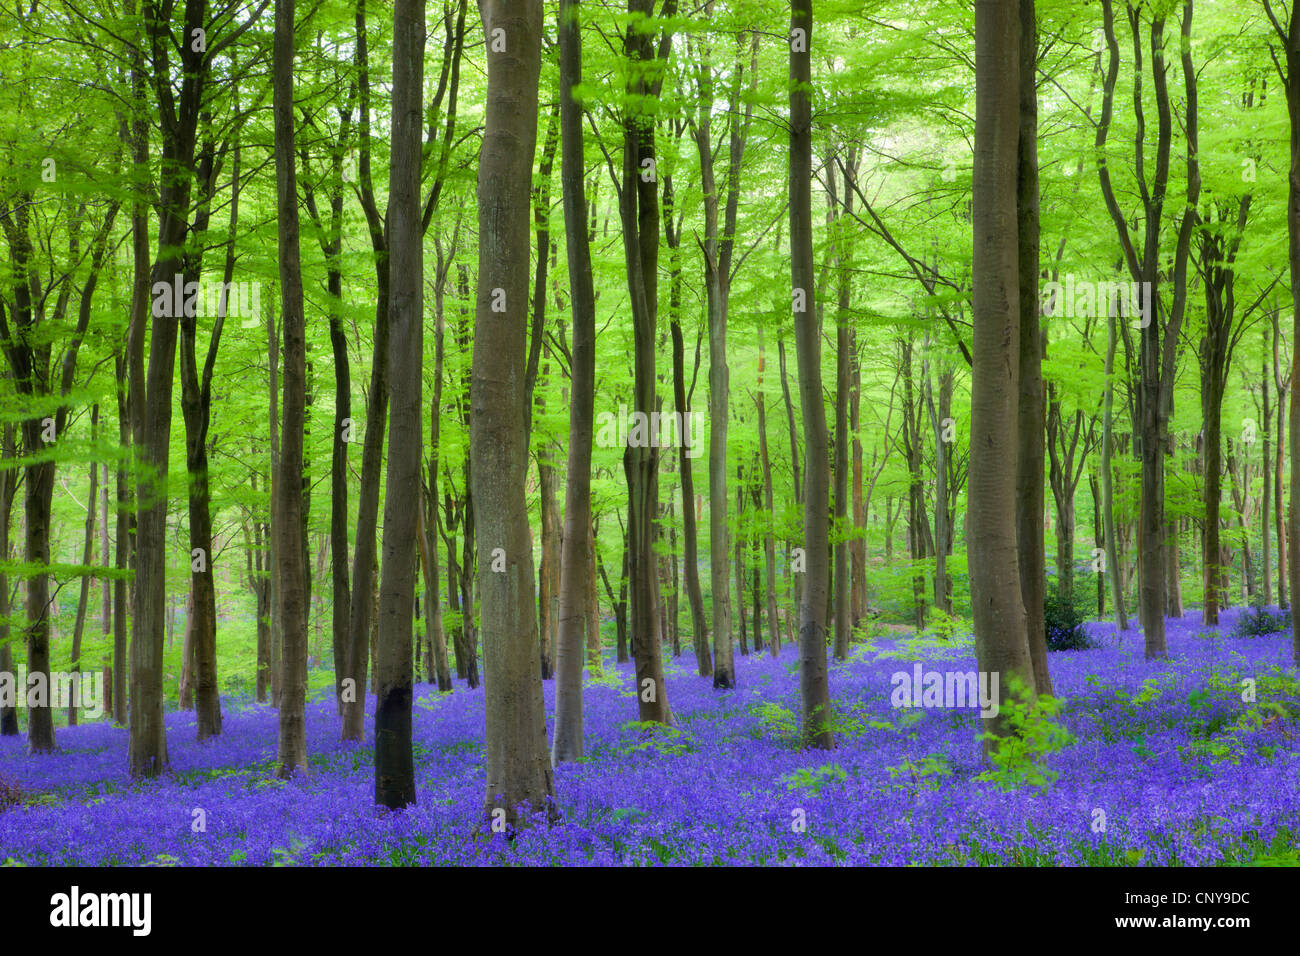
[2, 608, 1299, 866]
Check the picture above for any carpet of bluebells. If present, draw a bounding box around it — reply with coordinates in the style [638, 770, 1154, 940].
[2, 607, 1299, 866]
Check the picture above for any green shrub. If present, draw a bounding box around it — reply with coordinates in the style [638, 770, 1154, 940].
[1044, 585, 1095, 651]
[1231, 604, 1291, 638]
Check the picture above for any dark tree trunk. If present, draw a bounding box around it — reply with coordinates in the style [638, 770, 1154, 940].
[790, 0, 834, 749]
[344, 0, 392, 740]
[1016, 0, 1050, 696]
[373, 0, 425, 809]
[0, 424, 17, 736]
[971, 0, 1034, 741]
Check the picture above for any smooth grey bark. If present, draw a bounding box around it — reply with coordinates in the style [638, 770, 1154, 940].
[373, 0, 424, 810]
[1101, 303, 1129, 629]
[273, 0, 310, 778]
[552, 0, 600, 764]
[474, 0, 556, 822]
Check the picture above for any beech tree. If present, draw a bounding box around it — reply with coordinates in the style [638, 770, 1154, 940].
[790, 0, 834, 750]
[373, 0, 425, 809]
[970, 0, 1035, 735]
[273, 0, 309, 778]
[473, 0, 555, 821]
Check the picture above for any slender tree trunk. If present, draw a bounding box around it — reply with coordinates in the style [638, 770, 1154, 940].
[550, 0, 600, 762]
[1166, 515, 1183, 618]
[1263, 335, 1273, 606]
[758, 333, 780, 656]
[371, 0, 425, 809]
[1281, 0, 1300, 660]
[426, 280, 452, 693]
[1275, 310, 1288, 607]
[1016, 0, 1050, 695]
[273, 0, 310, 778]
[849, 335, 866, 629]
[0, 424, 17, 736]
[1102, 305, 1129, 629]
[1203, 379, 1225, 623]
[69, 415, 99, 726]
[619, 1, 675, 723]
[590, 518, 607, 670]
[832, 181, 851, 660]
[670, 313, 710, 675]
[267, 309, 282, 709]
[327, 224, 352, 716]
[179, 589, 195, 710]
[790, 0, 834, 749]
[344, 0, 393, 740]
[113, 371, 130, 724]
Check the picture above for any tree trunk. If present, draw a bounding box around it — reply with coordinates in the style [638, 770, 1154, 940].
[790, 0, 834, 750]
[1101, 303, 1128, 628]
[0, 424, 17, 736]
[669, 298, 710, 675]
[179, 589, 195, 711]
[69, 420, 99, 727]
[1281, 0, 1300, 660]
[971, 0, 1034, 740]
[758, 332, 780, 656]
[619, 1, 675, 723]
[1016, 0, 1050, 696]
[473, 0, 555, 822]
[372, 0, 425, 809]
[849, 335, 866, 629]
[1263, 335, 1273, 606]
[273, 0, 310, 778]
[734, 467, 748, 657]
[344, 0, 393, 740]
[832, 173, 851, 660]
[1275, 309, 1288, 607]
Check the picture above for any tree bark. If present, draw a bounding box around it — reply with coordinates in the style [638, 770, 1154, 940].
[0, 424, 17, 736]
[971, 0, 1034, 740]
[371, 0, 425, 809]
[790, 0, 834, 749]
[551, 0, 600, 763]
[474, 0, 555, 821]
[273, 0, 310, 778]
[343, 0, 392, 739]
[1016, 0, 1050, 695]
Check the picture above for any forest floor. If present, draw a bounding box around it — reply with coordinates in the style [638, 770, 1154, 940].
[2, 608, 1299, 865]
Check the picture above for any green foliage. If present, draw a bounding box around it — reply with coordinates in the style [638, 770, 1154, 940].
[1044, 585, 1095, 651]
[780, 763, 847, 797]
[1180, 667, 1300, 766]
[750, 701, 799, 743]
[976, 677, 1074, 791]
[831, 701, 899, 738]
[884, 753, 953, 793]
[1231, 604, 1292, 638]
[615, 721, 695, 757]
